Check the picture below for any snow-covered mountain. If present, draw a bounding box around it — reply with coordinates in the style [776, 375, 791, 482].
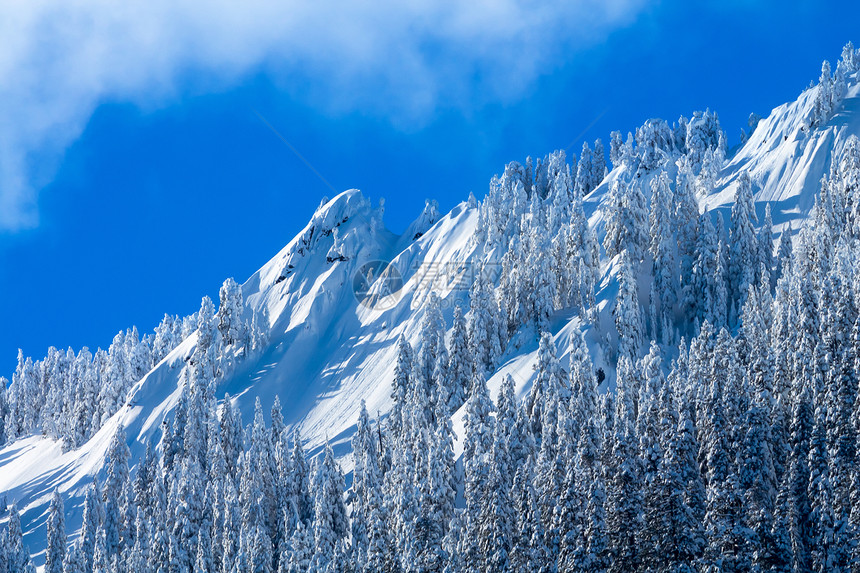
[704, 65, 860, 231]
[3, 48, 860, 568]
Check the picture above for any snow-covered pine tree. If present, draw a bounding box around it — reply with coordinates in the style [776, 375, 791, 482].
[688, 210, 716, 329]
[152, 313, 177, 365]
[614, 251, 644, 361]
[593, 139, 606, 186]
[729, 172, 760, 320]
[547, 150, 572, 238]
[468, 266, 502, 373]
[510, 456, 551, 573]
[524, 333, 564, 442]
[280, 516, 313, 573]
[686, 110, 723, 175]
[389, 335, 413, 442]
[758, 203, 775, 282]
[701, 371, 750, 573]
[605, 356, 644, 573]
[248, 514, 274, 573]
[603, 179, 648, 262]
[479, 423, 514, 573]
[712, 238, 729, 330]
[349, 400, 378, 569]
[310, 442, 348, 572]
[811, 60, 835, 128]
[649, 170, 678, 345]
[740, 378, 779, 571]
[775, 227, 794, 286]
[609, 131, 624, 168]
[0, 377, 8, 446]
[62, 543, 83, 573]
[45, 490, 66, 573]
[783, 377, 814, 572]
[635, 118, 673, 172]
[643, 390, 702, 572]
[446, 304, 472, 412]
[431, 377, 457, 534]
[415, 291, 447, 426]
[103, 425, 129, 560]
[554, 408, 587, 571]
[219, 394, 243, 480]
[770, 472, 796, 573]
[75, 481, 104, 573]
[675, 157, 701, 322]
[580, 463, 610, 573]
[461, 370, 495, 571]
[126, 509, 151, 573]
[575, 142, 594, 197]
[285, 429, 313, 530]
[4, 505, 32, 573]
[217, 278, 245, 347]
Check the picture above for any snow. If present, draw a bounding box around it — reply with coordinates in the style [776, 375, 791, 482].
[4, 70, 860, 569]
[705, 73, 860, 234]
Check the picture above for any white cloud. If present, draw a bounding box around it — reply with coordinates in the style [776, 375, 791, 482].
[0, 0, 651, 230]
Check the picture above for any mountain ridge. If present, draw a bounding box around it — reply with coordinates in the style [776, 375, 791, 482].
[2, 45, 859, 568]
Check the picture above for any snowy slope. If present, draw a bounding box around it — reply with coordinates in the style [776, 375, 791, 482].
[0, 190, 492, 563]
[704, 72, 860, 232]
[3, 69, 860, 568]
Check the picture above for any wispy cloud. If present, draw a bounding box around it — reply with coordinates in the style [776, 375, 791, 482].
[0, 0, 651, 230]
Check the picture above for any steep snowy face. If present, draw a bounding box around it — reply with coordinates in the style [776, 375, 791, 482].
[705, 72, 860, 232]
[219, 191, 480, 458]
[0, 187, 484, 561]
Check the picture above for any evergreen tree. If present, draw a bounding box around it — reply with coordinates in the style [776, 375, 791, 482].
[603, 179, 649, 262]
[4, 505, 31, 573]
[775, 227, 793, 284]
[217, 278, 245, 347]
[349, 401, 383, 570]
[126, 509, 152, 573]
[701, 382, 750, 573]
[446, 304, 472, 412]
[644, 407, 703, 572]
[286, 429, 313, 529]
[758, 203, 775, 282]
[713, 238, 729, 330]
[593, 139, 606, 186]
[771, 473, 796, 573]
[282, 517, 313, 573]
[77, 481, 104, 573]
[310, 442, 348, 572]
[468, 264, 502, 372]
[45, 490, 66, 573]
[219, 394, 243, 480]
[575, 142, 595, 197]
[606, 357, 644, 573]
[510, 457, 551, 572]
[389, 335, 413, 440]
[0, 378, 8, 446]
[649, 170, 678, 344]
[103, 425, 130, 559]
[62, 544, 83, 573]
[729, 172, 760, 318]
[524, 333, 563, 441]
[461, 370, 495, 571]
[787, 380, 814, 573]
[153, 313, 177, 365]
[740, 382, 779, 571]
[614, 251, 644, 361]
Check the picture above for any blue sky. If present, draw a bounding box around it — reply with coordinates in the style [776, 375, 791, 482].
[0, 0, 857, 374]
